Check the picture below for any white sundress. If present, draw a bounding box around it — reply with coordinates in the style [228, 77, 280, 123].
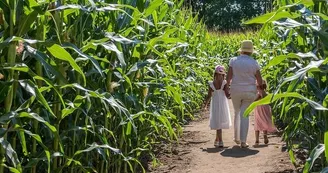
[209, 80, 232, 130]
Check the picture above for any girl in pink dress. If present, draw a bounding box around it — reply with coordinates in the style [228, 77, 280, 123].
[254, 81, 276, 146]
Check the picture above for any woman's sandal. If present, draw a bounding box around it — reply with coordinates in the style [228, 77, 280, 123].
[233, 140, 241, 145]
[241, 142, 249, 148]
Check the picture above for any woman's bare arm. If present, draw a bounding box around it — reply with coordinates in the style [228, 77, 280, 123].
[226, 66, 233, 86]
[223, 84, 231, 99]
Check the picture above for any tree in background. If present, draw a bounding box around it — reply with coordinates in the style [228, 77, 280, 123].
[185, 0, 273, 32]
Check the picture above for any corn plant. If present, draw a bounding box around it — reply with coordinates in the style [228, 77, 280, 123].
[0, 0, 233, 172]
[243, 0, 328, 172]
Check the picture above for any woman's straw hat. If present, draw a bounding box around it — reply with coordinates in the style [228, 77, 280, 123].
[238, 40, 254, 53]
[215, 65, 226, 74]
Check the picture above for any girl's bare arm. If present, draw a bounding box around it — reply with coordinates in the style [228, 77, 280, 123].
[203, 86, 213, 109]
[254, 94, 261, 101]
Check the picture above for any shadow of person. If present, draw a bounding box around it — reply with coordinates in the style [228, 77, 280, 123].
[201, 147, 229, 153]
[253, 144, 268, 148]
[220, 146, 259, 158]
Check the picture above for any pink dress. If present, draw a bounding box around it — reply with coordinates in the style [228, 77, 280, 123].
[254, 91, 277, 132]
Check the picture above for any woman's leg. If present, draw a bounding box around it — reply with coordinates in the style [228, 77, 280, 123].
[231, 93, 242, 143]
[239, 92, 257, 143]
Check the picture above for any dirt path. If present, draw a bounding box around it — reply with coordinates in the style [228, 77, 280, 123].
[151, 100, 295, 173]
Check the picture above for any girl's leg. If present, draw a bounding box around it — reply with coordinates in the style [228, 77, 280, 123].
[217, 129, 222, 142]
[264, 130, 269, 144]
[255, 130, 260, 143]
[215, 130, 219, 141]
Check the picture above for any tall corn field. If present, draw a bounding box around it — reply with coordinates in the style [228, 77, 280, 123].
[0, 0, 234, 172]
[243, 0, 328, 172]
[4, 0, 328, 172]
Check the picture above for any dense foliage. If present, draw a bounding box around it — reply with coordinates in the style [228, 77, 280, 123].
[184, 0, 273, 31]
[1, 0, 328, 172]
[243, 0, 328, 172]
[0, 0, 228, 172]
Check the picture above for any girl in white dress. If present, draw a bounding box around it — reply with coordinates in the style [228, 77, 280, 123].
[203, 65, 232, 147]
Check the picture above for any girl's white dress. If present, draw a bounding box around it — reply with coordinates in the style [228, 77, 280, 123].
[209, 80, 231, 129]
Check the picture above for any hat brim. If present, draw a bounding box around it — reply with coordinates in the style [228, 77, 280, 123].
[238, 48, 254, 53]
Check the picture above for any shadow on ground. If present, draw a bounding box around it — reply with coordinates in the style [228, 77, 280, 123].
[220, 146, 259, 158]
[201, 147, 228, 153]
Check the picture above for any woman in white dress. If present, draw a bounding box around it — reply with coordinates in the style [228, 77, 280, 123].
[203, 65, 232, 147]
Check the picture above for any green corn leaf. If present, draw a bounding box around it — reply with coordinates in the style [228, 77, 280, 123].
[12, 119, 28, 157]
[5, 63, 66, 108]
[0, 138, 22, 171]
[18, 80, 55, 118]
[25, 45, 67, 84]
[16, 96, 36, 112]
[19, 112, 57, 132]
[16, 10, 38, 36]
[95, 42, 126, 67]
[0, 1, 10, 26]
[73, 143, 121, 156]
[303, 144, 325, 173]
[0, 81, 11, 103]
[144, 0, 163, 17]
[2, 164, 21, 173]
[47, 44, 86, 86]
[244, 11, 301, 24]
[284, 60, 325, 82]
[62, 43, 104, 77]
[126, 59, 155, 75]
[325, 132, 328, 163]
[22, 129, 51, 173]
[61, 107, 77, 120]
[244, 92, 328, 117]
[321, 167, 328, 173]
[288, 149, 297, 166]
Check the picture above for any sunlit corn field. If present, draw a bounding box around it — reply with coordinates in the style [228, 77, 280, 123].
[0, 0, 328, 172]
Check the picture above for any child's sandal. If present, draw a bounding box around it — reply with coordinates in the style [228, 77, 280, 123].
[214, 141, 224, 148]
[264, 136, 269, 144]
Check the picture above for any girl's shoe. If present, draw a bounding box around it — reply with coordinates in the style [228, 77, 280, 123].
[254, 141, 259, 146]
[241, 142, 249, 148]
[218, 141, 224, 147]
[214, 140, 219, 147]
[214, 141, 224, 147]
[264, 136, 269, 144]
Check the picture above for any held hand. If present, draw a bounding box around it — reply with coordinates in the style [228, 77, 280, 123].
[202, 103, 208, 111]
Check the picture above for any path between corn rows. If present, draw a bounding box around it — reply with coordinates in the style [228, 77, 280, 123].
[151, 100, 295, 173]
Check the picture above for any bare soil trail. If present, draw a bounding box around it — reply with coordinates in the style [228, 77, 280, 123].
[151, 100, 295, 173]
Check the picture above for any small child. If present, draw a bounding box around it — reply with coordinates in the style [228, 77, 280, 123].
[254, 81, 277, 146]
[203, 65, 231, 147]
